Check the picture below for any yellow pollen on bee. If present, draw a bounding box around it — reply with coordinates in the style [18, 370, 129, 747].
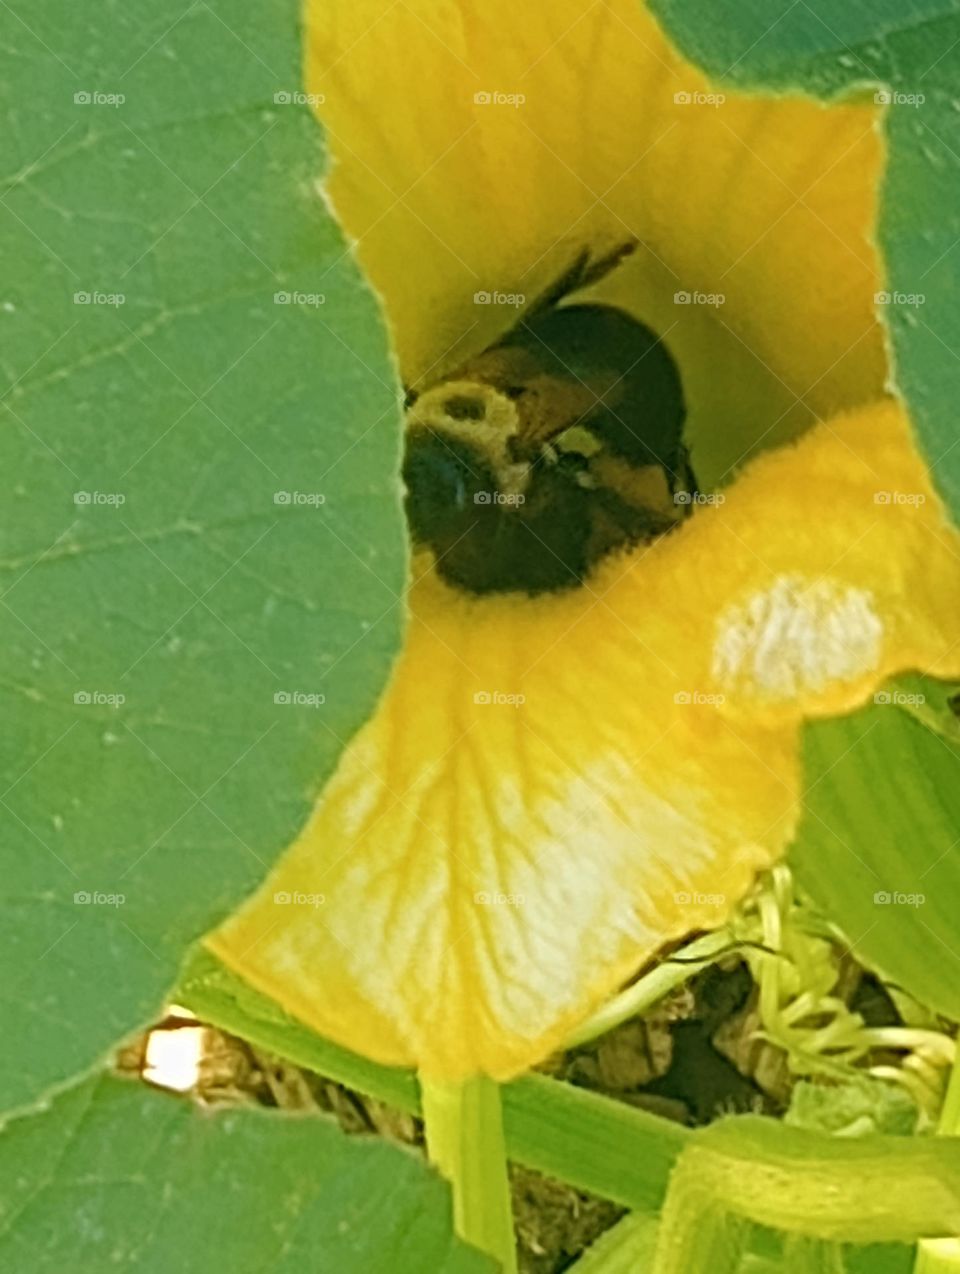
[405, 378, 531, 496]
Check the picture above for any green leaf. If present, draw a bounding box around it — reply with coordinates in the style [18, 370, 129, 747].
[0, 1076, 490, 1273]
[889, 673, 960, 745]
[648, 0, 960, 514]
[0, 0, 406, 1113]
[792, 698, 960, 1021]
[177, 947, 690, 1211]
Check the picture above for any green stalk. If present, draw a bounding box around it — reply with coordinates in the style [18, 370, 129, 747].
[653, 1162, 749, 1274]
[563, 928, 734, 1048]
[915, 1047, 960, 1274]
[566, 1212, 661, 1272]
[420, 1074, 518, 1273]
[652, 1113, 960, 1274]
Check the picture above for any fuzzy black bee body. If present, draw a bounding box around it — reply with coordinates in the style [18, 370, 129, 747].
[403, 245, 695, 596]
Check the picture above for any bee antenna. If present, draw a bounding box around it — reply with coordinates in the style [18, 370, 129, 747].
[576, 240, 638, 291]
[523, 239, 638, 321]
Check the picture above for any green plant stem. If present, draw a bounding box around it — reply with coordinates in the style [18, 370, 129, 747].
[420, 1075, 518, 1274]
[653, 1160, 750, 1274]
[563, 928, 734, 1048]
[652, 1114, 960, 1274]
[566, 1212, 661, 1272]
[915, 1046, 960, 1274]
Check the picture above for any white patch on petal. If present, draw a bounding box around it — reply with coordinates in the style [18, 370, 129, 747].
[712, 574, 883, 700]
[469, 754, 712, 1042]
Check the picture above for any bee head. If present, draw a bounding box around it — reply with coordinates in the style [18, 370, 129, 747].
[403, 379, 531, 528]
[403, 379, 604, 595]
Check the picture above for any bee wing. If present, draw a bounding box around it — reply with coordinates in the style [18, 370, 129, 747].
[408, 243, 637, 402]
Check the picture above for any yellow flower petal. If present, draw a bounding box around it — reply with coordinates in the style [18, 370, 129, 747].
[307, 0, 886, 479]
[209, 400, 960, 1079]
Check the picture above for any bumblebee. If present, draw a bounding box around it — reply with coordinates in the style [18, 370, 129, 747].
[403, 243, 695, 595]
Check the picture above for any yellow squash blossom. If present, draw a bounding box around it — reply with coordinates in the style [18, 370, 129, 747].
[209, 0, 960, 1080]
